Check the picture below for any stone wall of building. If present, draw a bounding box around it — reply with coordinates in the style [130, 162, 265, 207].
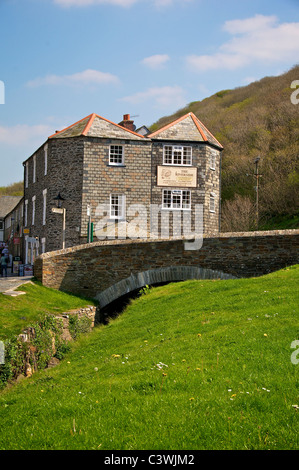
[80, 137, 152, 242]
[24, 137, 85, 254]
[150, 144, 220, 236]
[35, 229, 299, 307]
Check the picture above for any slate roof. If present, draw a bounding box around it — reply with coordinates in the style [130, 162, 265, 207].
[48, 113, 148, 141]
[47, 112, 222, 149]
[0, 196, 23, 218]
[147, 112, 223, 149]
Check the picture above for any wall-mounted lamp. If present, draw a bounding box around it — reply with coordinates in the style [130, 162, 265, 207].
[53, 192, 65, 209]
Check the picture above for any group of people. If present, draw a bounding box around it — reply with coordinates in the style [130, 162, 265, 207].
[1, 246, 9, 277]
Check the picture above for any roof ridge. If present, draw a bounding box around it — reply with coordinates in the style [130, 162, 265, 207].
[92, 113, 146, 138]
[190, 112, 223, 149]
[49, 113, 146, 139]
[82, 113, 97, 136]
[48, 114, 94, 139]
[189, 112, 208, 142]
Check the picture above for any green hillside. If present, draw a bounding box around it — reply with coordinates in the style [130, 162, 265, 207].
[151, 65, 299, 231]
[0, 266, 298, 450]
[0, 181, 23, 197]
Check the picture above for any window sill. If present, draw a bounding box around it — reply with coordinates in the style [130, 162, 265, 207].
[107, 164, 126, 167]
[162, 208, 191, 211]
[162, 163, 192, 167]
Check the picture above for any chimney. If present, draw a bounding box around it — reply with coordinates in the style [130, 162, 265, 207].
[118, 114, 136, 132]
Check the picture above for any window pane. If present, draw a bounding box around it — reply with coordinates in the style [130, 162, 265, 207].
[172, 193, 181, 208]
[110, 194, 124, 219]
[183, 147, 192, 165]
[210, 195, 215, 212]
[163, 190, 172, 208]
[182, 191, 191, 209]
[162, 189, 191, 210]
[173, 146, 183, 165]
[110, 145, 123, 164]
[163, 145, 191, 165]
[210, 151, 216, 169]
[164, 146, 172, 164]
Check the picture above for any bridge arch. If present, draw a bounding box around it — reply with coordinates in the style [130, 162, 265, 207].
[95, 265, 236, 309]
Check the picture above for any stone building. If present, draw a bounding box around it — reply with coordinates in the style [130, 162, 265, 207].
[22, 111, 222, 262]
[0, 196, 24, 272]
[0, 196, 23, 245]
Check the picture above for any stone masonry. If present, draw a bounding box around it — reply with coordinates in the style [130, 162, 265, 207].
[22, 112, 223, 262]
[34, 229, 299, 308]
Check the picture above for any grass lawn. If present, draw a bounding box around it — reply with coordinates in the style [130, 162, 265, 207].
[0, 281, 96, 340]
[0, 266, 298, 450]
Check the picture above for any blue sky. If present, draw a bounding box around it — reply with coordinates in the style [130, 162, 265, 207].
[0, 0, 298, 186]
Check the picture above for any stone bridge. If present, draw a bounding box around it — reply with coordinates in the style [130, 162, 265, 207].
[34, 229, 299, 309]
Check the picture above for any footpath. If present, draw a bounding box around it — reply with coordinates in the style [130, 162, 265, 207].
[0, 273, 34, 296]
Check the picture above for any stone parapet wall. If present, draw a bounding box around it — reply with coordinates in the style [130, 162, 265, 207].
[35, 229, 299, 305]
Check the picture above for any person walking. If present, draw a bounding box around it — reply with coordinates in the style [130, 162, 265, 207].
[1, 254, 8, 277]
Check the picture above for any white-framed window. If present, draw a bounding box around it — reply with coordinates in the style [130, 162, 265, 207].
[24, 200, 28, 227]
[109, 145, 124, 165]
[42, 189, 47, 225]
[162, 189, 191, 210]
[33, 154, 36, 183]
[32, 196, 36, 225]
[210, 149, 217, 170]
[210, 193, 216, 212]
[44, 144, 48, 176]
[110, 194, 126, 219]
[163, 145, 192, 166]
[25, 162, 29, 188]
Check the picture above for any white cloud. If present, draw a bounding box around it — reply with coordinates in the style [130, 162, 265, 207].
[187, 14, 299, 72]
[223, 14, 277, 35]
[153, 0, 192, 6]
[0, 124, 53, 146]
[26, 69, 119, 87]
[53, 0, 137, 7]
[121, 85, 186, 109]
[53, 0, 192, 7]
[141, 54, 170, 69]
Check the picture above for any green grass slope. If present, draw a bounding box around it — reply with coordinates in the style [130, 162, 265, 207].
[0, 281, 96, 340]
[0, 266, 298, 450]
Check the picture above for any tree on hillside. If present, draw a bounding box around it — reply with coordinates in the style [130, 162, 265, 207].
[0, 182, 23, 197]
[150, 65, 299, 230]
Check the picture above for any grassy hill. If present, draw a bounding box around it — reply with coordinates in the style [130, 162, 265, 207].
[0, 266, 298, 450]
[150, 65, 299, 231]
